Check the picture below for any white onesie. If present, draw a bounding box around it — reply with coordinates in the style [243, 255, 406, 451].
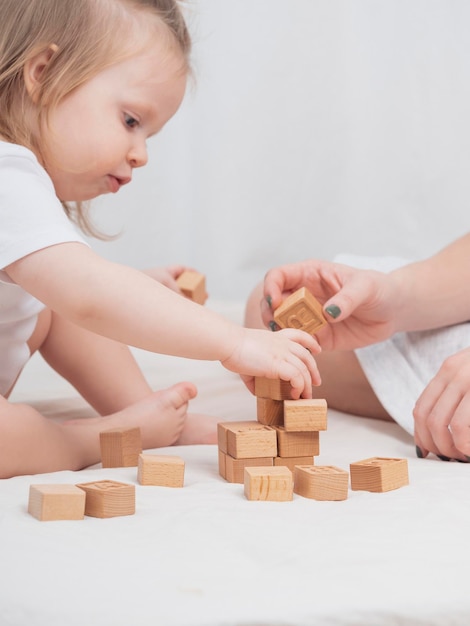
[0, 141, 87, 396]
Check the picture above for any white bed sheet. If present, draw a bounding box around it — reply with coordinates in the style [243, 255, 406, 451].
[1, 301, 470, 626]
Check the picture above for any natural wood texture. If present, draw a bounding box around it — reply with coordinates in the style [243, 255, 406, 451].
[76, 480, 135, 518]
[256, 397, 284, 426]
[294, 465, 349, 501]
[254, 377, 293, 400]
[350, 457, 409, 492]
[223, 453, 273, 484]
[275, 426, 320, 457]
[283, 399, 327, 432]
[273, 287, 327, 336]
[274, 456, 314, 472]
[28, 484, 86, 521]
[226, 424, 277, 459]
[176, 270, 207, 305]
[217, 421, 259, 454]
[99, 427, 142, 468]
[244, 466, 293, 501]
[218, 449, 227, 480]
[138, 454, 185, 487]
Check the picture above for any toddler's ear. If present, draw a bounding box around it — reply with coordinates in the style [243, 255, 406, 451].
[23, 44, 59, 103]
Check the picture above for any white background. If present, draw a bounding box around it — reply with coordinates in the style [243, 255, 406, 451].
[89, 0, 470, 300]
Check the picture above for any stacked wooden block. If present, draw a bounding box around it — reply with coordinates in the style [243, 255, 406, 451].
[218, 376, 329, 501]
[28, 427, 185, 521]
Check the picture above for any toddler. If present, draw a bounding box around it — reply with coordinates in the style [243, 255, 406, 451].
[0, 0, 320, 478]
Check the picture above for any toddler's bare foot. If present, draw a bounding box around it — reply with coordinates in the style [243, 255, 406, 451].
[175, 412, 219, 445]
[65, 381, 198, 449]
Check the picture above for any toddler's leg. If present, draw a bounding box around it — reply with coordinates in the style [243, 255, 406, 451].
[38, 312, 219, 444]
[244, 281, 391, 421]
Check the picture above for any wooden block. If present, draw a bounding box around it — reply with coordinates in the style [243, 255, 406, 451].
[274, 287, 327, 336]
[76, 480, 135, 518]
[283, 399, 327, 431]
[275, 426, 320, 457]
[28, 484, 86, 521]
[254, 377, 293, 400]
[256, 397, 284, 425]
[218, 449, 227, 479]
[217, 421, 259, 454]
[138, 454, 185, 487]
[274, 456, 314, 472]
[350, 457, 409, 492]
[226, 424, 277, 459]
[244, 466, 293, 501]
[225, 454, 273, 483]
[99, 427, 142, 468]
[176, 270, 207, 305]
[294, 465, 349, 501]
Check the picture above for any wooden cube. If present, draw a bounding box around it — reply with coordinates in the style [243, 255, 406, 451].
[99, 427, 142, 468]
[138, 454, 185, 487]
[28, 484, 86, 521]
[217, 421, 259, 454]
[275, 426, 320, 457]
[76, 480, 135, 518]
[256, 397, 284, 426]
[244, 466, 293, 501]
[176, 270, 207, 305]
[218, 448, 227, 479]
[254, 377, 293, 400]
[284, 399, 327, 431]
[294, 465, 349, 501]
[274, 287, 327, 336]
[226, 424, 277, 459]
[274, 456, 314, 472]
[350, 457, 409, 492]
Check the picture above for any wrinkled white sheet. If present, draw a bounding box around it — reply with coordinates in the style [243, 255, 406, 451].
[2, 301, 469, 626]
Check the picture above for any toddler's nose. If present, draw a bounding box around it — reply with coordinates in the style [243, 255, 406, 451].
[127, 141, 148, 168]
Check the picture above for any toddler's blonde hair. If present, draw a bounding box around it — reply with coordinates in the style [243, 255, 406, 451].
[0, 0, 191, 236]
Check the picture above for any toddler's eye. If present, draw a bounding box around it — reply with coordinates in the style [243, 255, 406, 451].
[124, 113, 139, 128]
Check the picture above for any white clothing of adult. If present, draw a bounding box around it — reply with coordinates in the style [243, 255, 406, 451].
[0, 141, 87, 396]
[335, 253, 470, 436]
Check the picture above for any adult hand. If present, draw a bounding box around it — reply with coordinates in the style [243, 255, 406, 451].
[261, 259, 399, 350]
[413, 347, 470, 462]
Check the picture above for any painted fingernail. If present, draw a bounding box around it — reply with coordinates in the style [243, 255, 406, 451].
[415, 445, 424, 458]
[325, 304, 341, 319]
[437, 454, 451, 462]
[266, 295, 273, 308]
[269, 321, 279, 332]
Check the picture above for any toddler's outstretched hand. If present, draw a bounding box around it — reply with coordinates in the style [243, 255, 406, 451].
[220, 327, 321, 399]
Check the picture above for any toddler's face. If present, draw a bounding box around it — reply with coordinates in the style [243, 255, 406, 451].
[41, 43, 186, 202]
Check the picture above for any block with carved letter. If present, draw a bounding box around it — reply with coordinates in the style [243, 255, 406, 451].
[273, 287, 327, 336]
[76, 480, 135, 518]
[244, 466, 293, 501]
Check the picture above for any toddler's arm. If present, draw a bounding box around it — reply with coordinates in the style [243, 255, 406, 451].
[5, 243, 320, 398]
